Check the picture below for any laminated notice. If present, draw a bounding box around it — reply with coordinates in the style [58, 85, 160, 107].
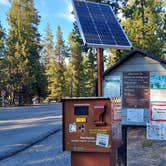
[96, 133, 109, 148]
[147, 122, 166, 140]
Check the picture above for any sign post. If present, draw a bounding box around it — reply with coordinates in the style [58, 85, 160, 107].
[97, 48, 103, 97]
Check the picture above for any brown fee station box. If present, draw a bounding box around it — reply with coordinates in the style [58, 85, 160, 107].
[63, 97, 113, 153]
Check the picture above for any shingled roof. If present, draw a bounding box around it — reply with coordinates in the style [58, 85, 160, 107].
[103, 49, 166, 77]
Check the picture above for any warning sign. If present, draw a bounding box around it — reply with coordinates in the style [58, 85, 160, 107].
[150, 103, 166, 121]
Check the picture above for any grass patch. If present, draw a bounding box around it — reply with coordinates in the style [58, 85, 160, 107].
[140, 138, 153, 147]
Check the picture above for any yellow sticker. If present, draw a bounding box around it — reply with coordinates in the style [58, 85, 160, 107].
[76, 118, 87, 123]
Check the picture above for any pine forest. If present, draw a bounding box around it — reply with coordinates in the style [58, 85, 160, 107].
[0, 0, 165, 105]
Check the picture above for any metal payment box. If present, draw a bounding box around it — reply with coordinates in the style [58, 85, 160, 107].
[63, 97, 112, 153]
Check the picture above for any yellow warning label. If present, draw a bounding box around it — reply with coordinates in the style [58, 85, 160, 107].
[89, 129, 108, 134]
[76, 118, 87, 123]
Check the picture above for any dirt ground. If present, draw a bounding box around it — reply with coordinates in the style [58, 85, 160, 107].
[127, 127, 166, 166]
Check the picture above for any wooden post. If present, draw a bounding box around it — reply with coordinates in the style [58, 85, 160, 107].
[97, 48, 102, 97]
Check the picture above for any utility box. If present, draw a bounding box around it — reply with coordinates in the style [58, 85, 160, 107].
[63, 97, 112, 153]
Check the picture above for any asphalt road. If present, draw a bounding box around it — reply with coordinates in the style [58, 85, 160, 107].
[0, 131, 70, 166]
[0, 104, 62, 160]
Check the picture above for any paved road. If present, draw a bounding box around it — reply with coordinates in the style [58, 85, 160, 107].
[0, 131, 70, 166]
[0, 104, 62, 160]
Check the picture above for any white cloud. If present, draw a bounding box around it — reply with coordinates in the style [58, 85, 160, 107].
[58, 0, 75, 22]
[0, 0, 10, 6]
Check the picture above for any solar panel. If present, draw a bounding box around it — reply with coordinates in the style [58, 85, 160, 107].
[72, 0, 132, 49]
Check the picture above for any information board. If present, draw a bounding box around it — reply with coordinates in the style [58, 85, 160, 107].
[103, 76, 121, 97]
[123, 72, 150, 108]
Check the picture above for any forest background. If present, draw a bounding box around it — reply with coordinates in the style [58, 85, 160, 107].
[0, 0, 165, 105]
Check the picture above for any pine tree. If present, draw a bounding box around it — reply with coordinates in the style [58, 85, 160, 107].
[0, 22, 6, 58]
[121, 0, 166, 57]
[0, 23, 7, 93]
[83, 49, 97, 96]
[54, 26, 67, 99]
[45, 26, 67, 100]
[42, 23, 54, 98]
[41, 23, 54, 65]
[6, 0, 45, 104]
[68, 32, 85, 97]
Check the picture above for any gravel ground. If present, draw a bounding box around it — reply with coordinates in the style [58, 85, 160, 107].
[127, 128, 166, 166]
[0, 130, 71, 166]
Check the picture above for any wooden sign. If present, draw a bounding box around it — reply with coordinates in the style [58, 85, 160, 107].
[123, 72, 150, 108]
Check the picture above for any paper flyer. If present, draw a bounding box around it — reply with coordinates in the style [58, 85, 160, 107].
[127, 109, 144, 122]
[151, 103, 166, 121]
[96, 133, 109, 148]
[147, 122, 166, 140]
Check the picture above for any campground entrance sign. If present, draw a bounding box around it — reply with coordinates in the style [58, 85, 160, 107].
[123, 71, 150, 108]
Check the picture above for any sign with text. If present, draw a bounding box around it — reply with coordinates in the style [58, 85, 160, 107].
[1, 90, 6, 97]
[127, 108, 144, 123]
[147, 122, 166, 140]
[103, 76, 121, 97]
[123, 72, 150, 108]
[150, 75, 166, 89]
[113, 102, 121, 121]
[150, 103, 166, 121]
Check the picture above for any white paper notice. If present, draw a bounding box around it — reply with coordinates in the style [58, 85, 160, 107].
[127, 109, 144, 122]
[69, 123, 76, 133]
[147, 122, 166, 140]
[96, 133, 109, 148]
[152, 105, 166, 121]
[103, 76, 121, 97]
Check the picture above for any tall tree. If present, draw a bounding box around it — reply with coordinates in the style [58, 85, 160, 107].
[0, 22, 6, 58]
[6, 0, 45, 104]
[41, 23, 54, 65]
[121, 0, 166, 57]
[0, 22, 7, 93]
[68, 32, 85, 97]
[83, 49, 97, 96]
[42, 23, 54, 98]
[45, 26, 67, 100]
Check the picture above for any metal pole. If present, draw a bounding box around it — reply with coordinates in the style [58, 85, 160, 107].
[97, 48, 102, 97]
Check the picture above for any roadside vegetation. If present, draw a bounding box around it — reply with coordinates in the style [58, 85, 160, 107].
[0, 0, 165, 105]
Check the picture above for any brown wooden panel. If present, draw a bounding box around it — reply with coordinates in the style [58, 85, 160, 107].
[63, 98, 112, 153]
[123, 71, 150, 108]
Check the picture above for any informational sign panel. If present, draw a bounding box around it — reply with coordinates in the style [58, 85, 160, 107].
[147, 122, 166, 140]
[123, 72, 150, 108]
[103, 76, 121, 97]
[1, 90, 6, 97]
[150, 75, 166, 89]
[127, 109, 144, 122]
[150, 103, 166, 121]
[150, 75, 166, 102]
[112, 99, 121, 121]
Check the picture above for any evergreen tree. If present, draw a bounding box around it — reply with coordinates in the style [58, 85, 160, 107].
[54, 26, 67, 99]
[45, 26, 67, 100]
[0, 22, 6, 58]
[41, 23, 54, 65]
[121, 0, 166, 57]
[83, 49, 97, 96]
[0, 23, 7, 94]
[6, 0, 45, 104]
[68, 32, 85, 97]
[42, 23, 54, 98]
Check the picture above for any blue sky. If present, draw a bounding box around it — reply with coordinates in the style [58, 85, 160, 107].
[0, 0, 74, 42]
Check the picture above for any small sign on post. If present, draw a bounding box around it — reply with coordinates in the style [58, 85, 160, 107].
[1, 90, 6, 107]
